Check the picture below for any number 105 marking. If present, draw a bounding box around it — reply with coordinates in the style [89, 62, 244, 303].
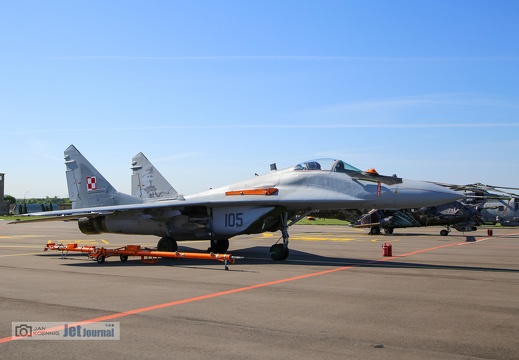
[225, 213, 243, 227]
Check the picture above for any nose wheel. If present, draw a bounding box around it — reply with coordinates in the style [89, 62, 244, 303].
[270, 212, 290, 260]
[269, 243, 289, 260]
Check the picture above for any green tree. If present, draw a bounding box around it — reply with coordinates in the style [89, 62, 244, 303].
[4, 195, 16, 204]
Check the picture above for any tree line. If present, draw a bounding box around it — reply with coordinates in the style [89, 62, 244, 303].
[3, 195, 71, 215]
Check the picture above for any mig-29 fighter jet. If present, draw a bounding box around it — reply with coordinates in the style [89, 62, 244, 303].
[11, 145, 462, 260]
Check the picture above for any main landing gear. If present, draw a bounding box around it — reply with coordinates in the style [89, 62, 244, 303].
[369, 226, 393, 235]
[157, 237, 230, 254]
[157, 236, 178, 252]
[369, 226, 381, 235]
[440, 227, 451, 236]
[269, 212, 290, 261]
[155, 211, 295, 261]
[208, 239, 229, 253]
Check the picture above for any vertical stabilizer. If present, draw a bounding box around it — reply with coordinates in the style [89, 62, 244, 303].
[64, 145, 142, 209]
[131, 153, 182, 201]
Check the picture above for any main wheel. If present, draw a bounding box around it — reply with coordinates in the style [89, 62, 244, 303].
[157, 236, 178, 252]
[207, 239, 229, 253]
[369, 227, 381, 235]
[120, 254, 128, 262]
[97, 255, 105, 264]
[440, 229, 449, 236]
[269, 244, 289, 261]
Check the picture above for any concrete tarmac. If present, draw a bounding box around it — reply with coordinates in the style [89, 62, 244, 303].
[0, 220, 518, 359]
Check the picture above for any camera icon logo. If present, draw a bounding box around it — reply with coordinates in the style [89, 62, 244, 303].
[15, 324, 32, 337]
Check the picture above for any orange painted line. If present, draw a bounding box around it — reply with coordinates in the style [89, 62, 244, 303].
[458, 231, 519, 245]
[393, 242, 462, 257]
[391, 231, 519, 256]
[1, 231, 514, 344]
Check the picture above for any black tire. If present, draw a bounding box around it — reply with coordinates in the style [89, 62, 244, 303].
[120, 254, 128, 262]
[440, 229, 449, 236]
[97, 256, 105, 264]
[208, 239, 229, 253]
[370, 227, 381, 235]
[269, 244, 289, 261]
[157, 237, 178, 252]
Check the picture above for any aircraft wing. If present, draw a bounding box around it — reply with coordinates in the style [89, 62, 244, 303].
[9, 188, 359, 224]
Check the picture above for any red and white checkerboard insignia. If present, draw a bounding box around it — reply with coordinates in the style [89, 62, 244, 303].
[86, 176, 97, 191]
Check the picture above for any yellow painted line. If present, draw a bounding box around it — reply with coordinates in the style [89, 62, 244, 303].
[101, 239, 110, 244]
[0, 245, 43, 248]
[0, 252, 43, 258]
[292, 236, 326, 239]
[260, 232, 375, 243]
[48, 240, 100, 244]
[0, 235, 46, 239]
[290, 236, 356, 242]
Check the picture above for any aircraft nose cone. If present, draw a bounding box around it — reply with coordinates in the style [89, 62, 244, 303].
[397, 180, 463, 208]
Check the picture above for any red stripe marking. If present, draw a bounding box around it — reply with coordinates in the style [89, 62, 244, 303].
[393, 242, 461, 257]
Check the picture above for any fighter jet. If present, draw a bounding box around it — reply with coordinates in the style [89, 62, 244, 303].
[11, 145, 462, 260]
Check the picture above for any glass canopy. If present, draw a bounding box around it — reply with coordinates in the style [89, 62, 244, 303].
[292, 159, 362, 173]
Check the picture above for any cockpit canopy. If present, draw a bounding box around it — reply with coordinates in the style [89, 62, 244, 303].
[292, 158, 402, 185]
[293, 159, 362, 173]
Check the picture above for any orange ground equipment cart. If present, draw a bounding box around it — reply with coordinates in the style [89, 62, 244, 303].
[44, 242, 242, 270]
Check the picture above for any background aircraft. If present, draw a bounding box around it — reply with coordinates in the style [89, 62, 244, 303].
[480, 198, 519, 226]
[453, 183, 519, 227]
[353, 182, 519, 235]
[353, 201, 483, 236]
[12, 145, 462, 260]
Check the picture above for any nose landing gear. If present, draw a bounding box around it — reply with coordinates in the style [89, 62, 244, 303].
[270, 212, 290, 261]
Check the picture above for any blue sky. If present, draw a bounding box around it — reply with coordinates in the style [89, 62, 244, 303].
[1, 1, 519, 199]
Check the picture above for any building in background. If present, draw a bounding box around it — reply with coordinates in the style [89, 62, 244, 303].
[0, 173, 6, 215]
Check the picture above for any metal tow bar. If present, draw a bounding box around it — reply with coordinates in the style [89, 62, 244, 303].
[44, 243, 242, 270]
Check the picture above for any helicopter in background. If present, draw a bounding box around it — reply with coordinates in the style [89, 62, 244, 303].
[353, 183, 519, 236]
[454, 183, 519, 227]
